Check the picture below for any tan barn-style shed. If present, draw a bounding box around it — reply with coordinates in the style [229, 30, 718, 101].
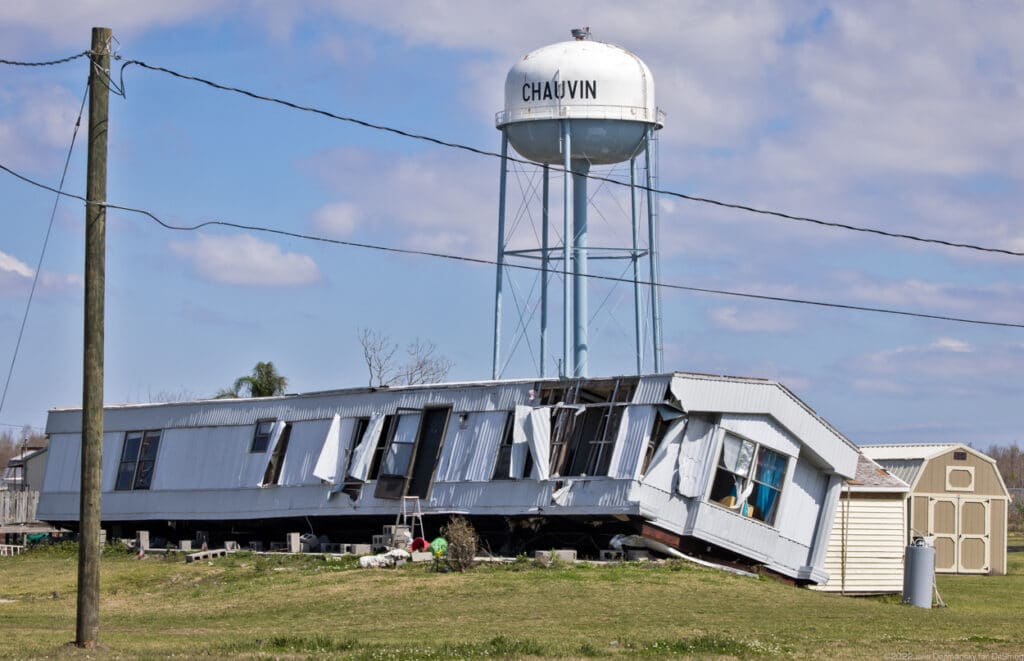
[813, 454, 909, 594]
[862, 443, 1009, 575]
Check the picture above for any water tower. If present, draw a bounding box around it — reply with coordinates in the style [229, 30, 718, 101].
[491, 28, 665, 379]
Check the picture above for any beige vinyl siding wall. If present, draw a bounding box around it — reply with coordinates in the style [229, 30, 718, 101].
[813, 492, 906, 593]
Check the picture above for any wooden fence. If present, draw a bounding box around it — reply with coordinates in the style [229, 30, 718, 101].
[0, 490, 39, 525]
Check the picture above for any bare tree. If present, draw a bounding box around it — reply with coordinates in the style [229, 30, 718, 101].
[359, 328, 453, 387]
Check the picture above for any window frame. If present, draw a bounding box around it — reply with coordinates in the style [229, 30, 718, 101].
[114, 429, 162, 491]
[706, 432, 788, 527]
[250, 419, 276, 453]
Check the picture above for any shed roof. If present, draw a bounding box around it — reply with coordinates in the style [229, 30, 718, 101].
[860, 443, 959, 461]
[847, 454, 909, 492]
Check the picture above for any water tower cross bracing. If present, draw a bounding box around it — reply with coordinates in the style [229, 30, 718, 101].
[492, 28, 665, 379]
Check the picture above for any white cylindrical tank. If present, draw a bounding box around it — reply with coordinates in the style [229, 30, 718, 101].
[496, 29, 663, 164]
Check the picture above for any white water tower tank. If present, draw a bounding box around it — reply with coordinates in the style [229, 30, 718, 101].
[496, 27, 663, 164]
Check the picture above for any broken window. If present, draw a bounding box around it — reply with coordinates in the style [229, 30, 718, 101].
[250, 419, 276, 453]
[260, 423, 292, 487]
[708, 433, 787, 526]
[366, 415, 398, 481]
[544, 379, 633, 477]
[492, 411, 533, 479]
[115, 430, 161, 491]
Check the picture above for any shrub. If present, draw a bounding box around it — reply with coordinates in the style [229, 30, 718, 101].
[441, 515, 477, 572]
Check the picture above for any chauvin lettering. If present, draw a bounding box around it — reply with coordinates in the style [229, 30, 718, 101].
[522, 79, 597, 102]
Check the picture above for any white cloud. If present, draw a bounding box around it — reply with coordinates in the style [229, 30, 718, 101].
[0, 84, 83, 173]
[708, 305, 796, 333]
[0, 250, 34, 279]
[170, 234, 320, 286]
[311, 201, 358, 237]
[0, 248, 81, 297]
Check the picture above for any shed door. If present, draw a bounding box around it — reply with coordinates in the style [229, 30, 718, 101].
[928, 497, 958, 572]
[927, 496, 991, 574]
[957, 498, 990, 574]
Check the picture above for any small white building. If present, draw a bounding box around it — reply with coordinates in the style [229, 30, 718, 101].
[37, 371, 860, 582]
[812, 454, 909, 594]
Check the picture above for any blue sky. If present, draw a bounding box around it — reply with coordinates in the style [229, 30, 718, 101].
[0, 2, 1022, 447]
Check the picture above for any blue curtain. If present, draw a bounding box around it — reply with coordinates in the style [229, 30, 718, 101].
[755, 450, 786, 521]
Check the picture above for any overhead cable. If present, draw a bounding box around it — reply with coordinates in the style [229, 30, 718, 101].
[0, 84, 89, 420]
[116, 58, 1024, 258]
[0, 51, 90, 67]
[3, 161, 1023, 331]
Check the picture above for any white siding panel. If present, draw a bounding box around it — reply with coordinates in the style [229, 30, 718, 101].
[778, 460, 828, 547]
[640, 418, 686, 492]
[150, 426, 255, 490]
[279, 419, 332, 486]
[40, 433, 81, 492]
[676, 417, 718, 498]
[719, 414, 799, 459]
[435, 411, 507, 483]
[814, 494, 906, 593]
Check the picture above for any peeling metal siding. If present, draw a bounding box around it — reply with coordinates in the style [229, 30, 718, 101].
[607, 405, 655, 479]
[632, 375, 671, 404]
[676, 416, 718, 498]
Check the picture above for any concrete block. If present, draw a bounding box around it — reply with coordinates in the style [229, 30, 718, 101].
[411, 551, 434, 562]
[349, 543, 372, 556]
[99, 529, 107, 547]
[534, 549, 577, 563]
[286, 532, 301, 554]
[224, 541, 240, 551]
[136, 530, 150, 551]
[599, 549, 624, 561]
[179, 540, 192, 551]
[626, 549, 650, 561]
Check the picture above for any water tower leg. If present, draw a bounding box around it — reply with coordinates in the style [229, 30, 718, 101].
[572, 160, 590, 377]
[561, 120, 573, 378]
[630, 156, 642, 375]
[492, 132, 509, 380]
[540, 164, 550, 378]
[644, 128, 663, 372]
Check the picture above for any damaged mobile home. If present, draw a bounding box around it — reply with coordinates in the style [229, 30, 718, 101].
[36, 371, 859, 582]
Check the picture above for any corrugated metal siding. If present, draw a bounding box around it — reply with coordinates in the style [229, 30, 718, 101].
[873, 459, 923, 488]
[632, 375, 672, 404]
[46, 383, 535, 434]
[607, 406, 656, 480]
[813, 494, 906, 593]
[435, 411, 507, 483]
[279, 419, 332, 486]
[151, 426, 258, 490]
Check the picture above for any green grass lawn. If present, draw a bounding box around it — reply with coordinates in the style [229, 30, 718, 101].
[1, 544, 1022, 659]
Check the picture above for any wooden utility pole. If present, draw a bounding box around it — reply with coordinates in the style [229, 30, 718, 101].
[77, 26, 110, 649]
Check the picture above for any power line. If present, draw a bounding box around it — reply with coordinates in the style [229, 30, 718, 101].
[3, 160, 1023, 331]
[0, 83, 89, 421]
[115, 58, 1024, 259]
[0, 51, 90, 67]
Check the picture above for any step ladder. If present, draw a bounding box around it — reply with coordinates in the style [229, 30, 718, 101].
[396, 496, 425, 543]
